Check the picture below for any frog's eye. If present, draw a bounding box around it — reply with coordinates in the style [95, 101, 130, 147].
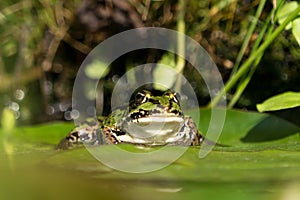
[135, 91, 149, 104]
[169, 92, 180, 104]
[173, 92, 180, 103]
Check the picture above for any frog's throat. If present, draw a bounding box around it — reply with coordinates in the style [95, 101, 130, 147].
[132, 116, 184, 123]
[119, 116, 185, 145]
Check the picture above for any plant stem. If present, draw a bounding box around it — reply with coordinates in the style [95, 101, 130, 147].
[174, 0, 186, 92]
[209, 5, 300, 108]
[228, 0, 286, 108]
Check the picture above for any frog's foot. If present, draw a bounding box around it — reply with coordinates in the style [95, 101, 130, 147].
[185, 117, 222, 147]
[56, 134, 83, 150]
[182, 116, 205, 146]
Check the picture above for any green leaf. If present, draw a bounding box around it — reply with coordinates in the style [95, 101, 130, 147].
[256, 91, 300, 112]
[292, 18, 300, 46]
[153, 53, 177, 90]
[277, 1, 299, 30]
[153, 65, 177, 91]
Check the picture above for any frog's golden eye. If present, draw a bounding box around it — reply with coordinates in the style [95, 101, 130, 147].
[173, 92, 180, 103]
[168, 92, 180, 104]
[135, 91, 150, 104]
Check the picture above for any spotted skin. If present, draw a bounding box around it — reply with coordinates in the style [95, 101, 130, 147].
[57, 90, 206, 149]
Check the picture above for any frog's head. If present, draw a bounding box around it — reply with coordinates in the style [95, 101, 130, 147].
[129, 90, 183, 120]
[119, 90, 186, 145]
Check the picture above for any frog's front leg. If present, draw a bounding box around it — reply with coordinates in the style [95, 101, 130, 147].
[101, 126, 123, 144]
[56, 124, 121, 149]
[57, 123, 99, 149]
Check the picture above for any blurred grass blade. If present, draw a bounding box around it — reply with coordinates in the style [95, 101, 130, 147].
[1, 107, 16, 132]
[229, 0, 267, 78]
[1, 107, 16, 172]
[257, 91, 300, 112]
[174, 0, 186, 92]
[153, 0, 186, 91]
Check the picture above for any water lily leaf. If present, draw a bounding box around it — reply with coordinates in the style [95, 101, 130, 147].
[256, 91, 300, 112]
[1, 109, 300, 200]
[188, 108, 300, 147]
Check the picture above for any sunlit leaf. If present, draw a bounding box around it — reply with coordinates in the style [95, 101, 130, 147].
[153, 53, 177, 90]
[256, 91, 300, 112]
[277, 1, 299, 30]
[153, 65, 177, 91]
[292, 18, 300, 46]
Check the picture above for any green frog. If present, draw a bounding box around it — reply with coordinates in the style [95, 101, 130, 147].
[57, 90, 204, 149]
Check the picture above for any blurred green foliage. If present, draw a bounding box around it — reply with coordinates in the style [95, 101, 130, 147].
[0, 0, 299, 125]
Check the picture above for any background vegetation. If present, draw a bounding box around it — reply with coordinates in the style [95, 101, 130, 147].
[0, 0, 299, 126]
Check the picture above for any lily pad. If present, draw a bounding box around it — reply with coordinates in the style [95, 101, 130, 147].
[0, 109, 300, 200]
[189, 108, 300, 147]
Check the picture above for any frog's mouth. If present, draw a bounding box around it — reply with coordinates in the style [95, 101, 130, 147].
[119, 115, 185, 145]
